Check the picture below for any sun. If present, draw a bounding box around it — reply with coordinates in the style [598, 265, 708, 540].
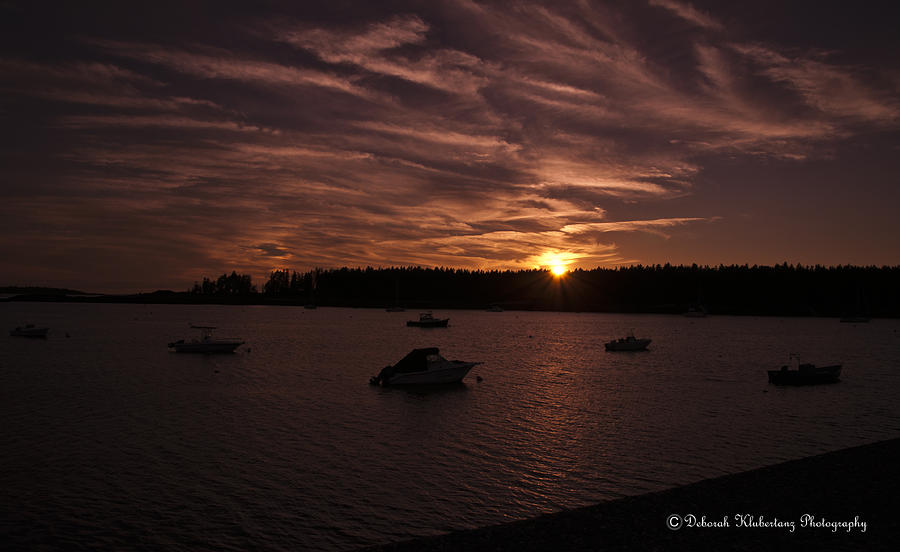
[535, 251, 572, 276]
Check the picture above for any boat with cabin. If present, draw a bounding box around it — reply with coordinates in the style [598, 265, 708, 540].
[406, 312, 449, 327]
[168, 325, 244, 354]
[604, 332, 651, 351]
[767, 358, 842, 385]
[370, 347, 480, 385]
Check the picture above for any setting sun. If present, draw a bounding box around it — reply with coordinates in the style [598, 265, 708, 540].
[535, 251, 573, 277]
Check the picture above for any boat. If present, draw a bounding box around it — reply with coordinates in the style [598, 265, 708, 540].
[486, 305, 504, 312]
[767, 360, 842, 385]
[385, 306, 406, 312]
[9, 324, 49, 338]
[604, 332, 651, 351]
[683, 305, 707, 318]
[370, 347, 480, 385]
[168, 325, 244, 354]
[840, 316, 869, 323]
[406, 312, 449, 327]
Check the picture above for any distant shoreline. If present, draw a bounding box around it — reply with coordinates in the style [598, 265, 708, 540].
[0, 291, 895, 319]
[360, 438, 899, 551]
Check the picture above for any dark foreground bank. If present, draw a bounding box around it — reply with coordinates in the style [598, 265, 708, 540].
[361, 438, 900, 551]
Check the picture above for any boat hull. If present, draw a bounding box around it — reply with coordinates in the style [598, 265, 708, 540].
[840, 317, 869, 323]
[406, 319, 449, 327]
[10, 327, 49, 338]
[605, 338, 651, 351]
[169, 340, 244, 354]
[386, 361, 478, 385]
[767, 364, 841, 385]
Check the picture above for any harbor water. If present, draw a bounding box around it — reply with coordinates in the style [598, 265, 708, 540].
[2, 303, 899, 550]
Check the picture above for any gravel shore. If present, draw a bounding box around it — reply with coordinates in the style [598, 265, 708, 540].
[361, 438, 899, 551]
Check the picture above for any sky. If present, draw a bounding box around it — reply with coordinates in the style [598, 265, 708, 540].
[1, 0, 898, 292]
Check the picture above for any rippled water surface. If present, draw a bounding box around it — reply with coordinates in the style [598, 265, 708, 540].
[2, 303, 899, 550]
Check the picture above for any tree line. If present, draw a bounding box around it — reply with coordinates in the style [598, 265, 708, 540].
[185, 264, 900, 317]
[190, 269, 316, 296]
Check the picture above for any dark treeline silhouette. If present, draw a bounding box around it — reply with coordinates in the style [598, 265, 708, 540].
[190, 271, 256, 295]
[6, 264, 899, 317]
[182, 263, 899, 317]
[258, 269, 314, 296]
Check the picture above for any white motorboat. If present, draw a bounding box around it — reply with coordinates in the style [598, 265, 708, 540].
[168, 325, 244, 354]
[370, 347, 480, 385]
[10, 324, 49, 338]
[604, 333, 651, 351]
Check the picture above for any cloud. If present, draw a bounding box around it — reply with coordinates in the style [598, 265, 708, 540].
[561, 217, 714, 237]
[353, 121, 517, 150]
[648, 0, 724, 31]
[285, 14, 430, 57]
[276, 15, 489, 96]
[250, 243, 293, 259]
[57, 114, 280, 134]
[87, 40, 374, 98]
[734, 43, 900, 123]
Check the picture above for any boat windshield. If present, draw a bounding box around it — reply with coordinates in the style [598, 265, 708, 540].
[392, 347, 440, 373]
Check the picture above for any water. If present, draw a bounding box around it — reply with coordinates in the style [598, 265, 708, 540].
[2, 303, 899, 550]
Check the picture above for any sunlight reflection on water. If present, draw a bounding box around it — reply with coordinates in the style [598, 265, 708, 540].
[1, 303, 899, 550]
